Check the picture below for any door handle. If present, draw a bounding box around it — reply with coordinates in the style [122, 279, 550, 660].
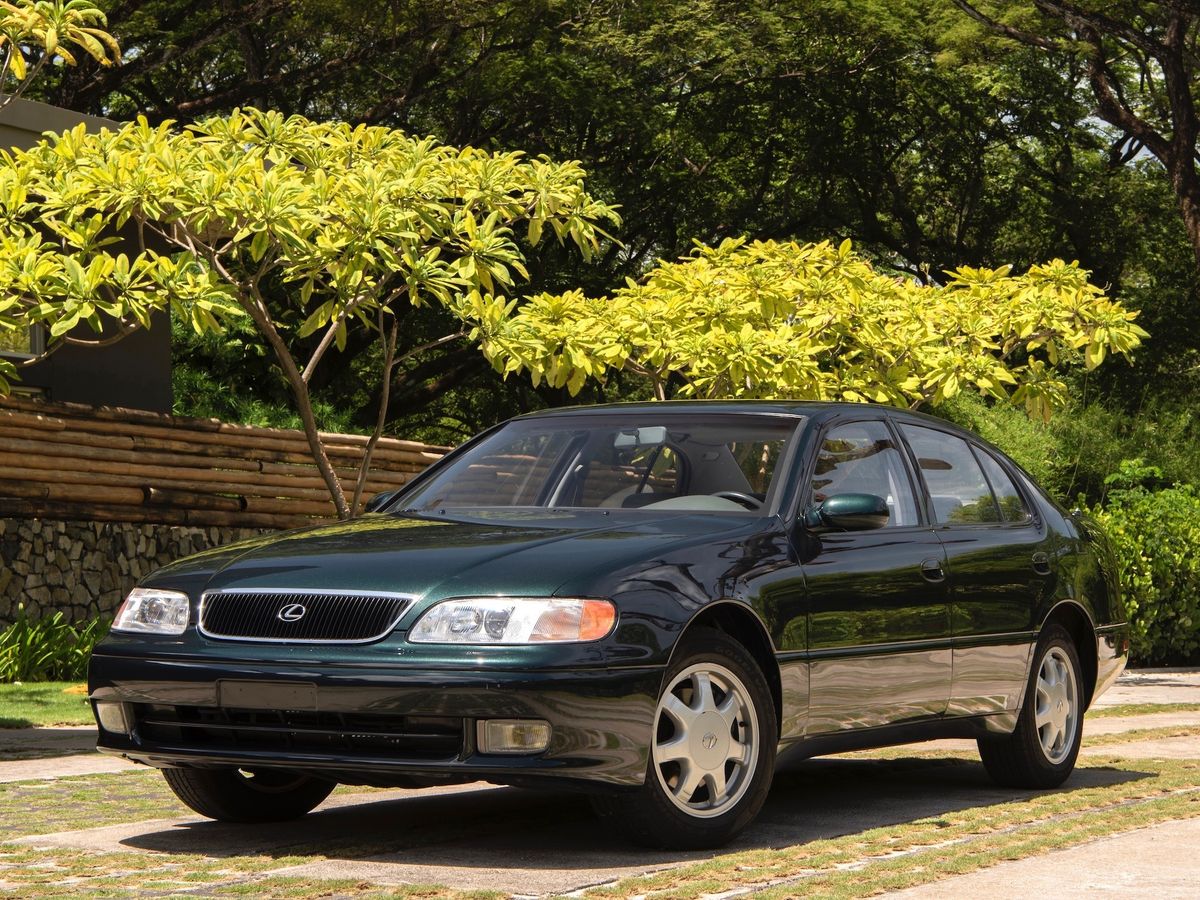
[1031, 552, 1052, 576]
[920, 558, 945, 583]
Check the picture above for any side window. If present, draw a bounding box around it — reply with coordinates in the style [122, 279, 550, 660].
[811, 421, 919, 527]
[974, 448, 1030, 523]
[900, 425, 999, 524]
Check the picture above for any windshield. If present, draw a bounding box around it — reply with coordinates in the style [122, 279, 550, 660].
[397, 414, 800, 515]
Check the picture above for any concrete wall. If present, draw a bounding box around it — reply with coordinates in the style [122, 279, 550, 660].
[0, 517, 267, 625]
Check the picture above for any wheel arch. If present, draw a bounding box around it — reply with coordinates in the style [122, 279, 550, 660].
[1040, 600, 1098, 707]
[665, 600, 782, 737]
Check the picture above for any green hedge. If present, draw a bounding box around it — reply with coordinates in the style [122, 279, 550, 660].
[939, 393, 1200, 506]
[0, 607, 110, 683]
[1090, 461, 1200, 665]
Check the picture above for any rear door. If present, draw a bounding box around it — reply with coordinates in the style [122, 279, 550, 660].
[896, 423, 1050, 719]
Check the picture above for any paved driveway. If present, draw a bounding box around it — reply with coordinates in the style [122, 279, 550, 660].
[2, 669, 1198, 897]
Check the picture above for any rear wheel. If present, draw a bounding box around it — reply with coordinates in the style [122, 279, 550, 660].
[163, 767, 335, 823]
[978, 625, 1084, 788]
[592, 629, 776, 849]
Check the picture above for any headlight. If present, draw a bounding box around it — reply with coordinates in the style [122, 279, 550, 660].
[408, 597, 616, 644]
[112, 588, 190, 635]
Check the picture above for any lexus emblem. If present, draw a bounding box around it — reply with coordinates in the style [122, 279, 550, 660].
[277, 603, 307, 622]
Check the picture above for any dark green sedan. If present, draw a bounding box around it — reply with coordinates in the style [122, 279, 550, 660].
[89, 402, 1128, 849]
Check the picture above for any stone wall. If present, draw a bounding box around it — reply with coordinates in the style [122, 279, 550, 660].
[0, 517, 268, 626]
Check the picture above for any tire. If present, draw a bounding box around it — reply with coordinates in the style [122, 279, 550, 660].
[592, 628, 777, 849]
[162, 767, 335, 823]
[977, 625, 1084, 789]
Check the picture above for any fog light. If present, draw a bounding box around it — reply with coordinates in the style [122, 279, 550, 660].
[94, 701, 133, 736]
[477, 719, 551, 754]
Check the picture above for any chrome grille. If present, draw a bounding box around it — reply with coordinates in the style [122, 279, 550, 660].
[199, 590, 411, 643]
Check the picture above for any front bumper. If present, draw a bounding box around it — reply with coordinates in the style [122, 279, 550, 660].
[88, 651, 661, 788]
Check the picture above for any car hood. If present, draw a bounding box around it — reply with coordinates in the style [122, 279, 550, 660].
[145, 510, 766, 602]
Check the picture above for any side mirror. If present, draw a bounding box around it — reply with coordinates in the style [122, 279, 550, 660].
[363, 489, 400, 514]
[804, 493, 889, 532]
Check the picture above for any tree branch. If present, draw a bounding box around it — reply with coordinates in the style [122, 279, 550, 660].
[1032, 0, 1165, 59]
[952, 1, 1059, 50]
[240, 278, 350, 517]
[351, 310, 401, 516]
[301, 288, 386, 383]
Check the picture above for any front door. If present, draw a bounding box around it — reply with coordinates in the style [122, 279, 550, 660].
[796, 418, 952, 735]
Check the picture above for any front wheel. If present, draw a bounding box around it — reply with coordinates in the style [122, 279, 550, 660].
[592, 629, 776, 849]
[977, 625, 1084, 789]
[163, 767, 335, 823]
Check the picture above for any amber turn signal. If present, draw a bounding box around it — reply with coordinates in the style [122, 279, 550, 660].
[532, 598, 616, 642]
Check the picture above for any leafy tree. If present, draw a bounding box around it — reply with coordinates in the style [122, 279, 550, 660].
[953, 2, 1200, 269]
[24, 0, 1197, 438]
[476, 238, 1146, 420]
[0, 0, 118, 108]
[0, 108, 616, 516]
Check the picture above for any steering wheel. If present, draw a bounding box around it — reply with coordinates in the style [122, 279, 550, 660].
[711, 491, 763, 510]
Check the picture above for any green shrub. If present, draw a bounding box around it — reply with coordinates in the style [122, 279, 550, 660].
[939, 393, 1200, 506]
[1089, 460, 1200, 665]
[0, 607, 110, 682]
[937, 393, 1058, 489]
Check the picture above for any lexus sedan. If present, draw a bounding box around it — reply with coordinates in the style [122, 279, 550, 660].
[89, 402, 1128, 849]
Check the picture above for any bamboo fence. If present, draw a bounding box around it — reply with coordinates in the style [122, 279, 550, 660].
[0, 397, 448, 529]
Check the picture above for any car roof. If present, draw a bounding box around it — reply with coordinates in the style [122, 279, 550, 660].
[514, 399, 969, 432]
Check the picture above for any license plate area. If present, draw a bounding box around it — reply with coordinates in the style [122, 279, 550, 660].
[217, 680, 317, 711]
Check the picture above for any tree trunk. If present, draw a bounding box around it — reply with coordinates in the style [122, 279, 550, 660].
[241, 291, 351, 518]
[1174, 176, 1200, 272]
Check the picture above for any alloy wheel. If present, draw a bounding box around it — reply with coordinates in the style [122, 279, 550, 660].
[1034, 646, 1079, 765]
[652, 662, 759, 818]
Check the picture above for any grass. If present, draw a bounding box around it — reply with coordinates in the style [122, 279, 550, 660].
[0, 682, 92, 728]
[0, 770, 398, 837]
[1088, 702, 1200, 718]
[1085, 724, 1200, 747]
[0, 690, 1196, 897]
[580, 758, 1200, 899]
[1, 757, 1198, 898]
[751, 785, 1200, 900]
[0, 770, 187, 836]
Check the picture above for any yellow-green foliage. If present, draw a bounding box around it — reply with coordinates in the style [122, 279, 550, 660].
[0, 107, 617, 516]
[475, 238, 1146, 418]
[0, 1, 119, 83]
[1091, 462, 1200, 664]
[0, 108, 618, 396]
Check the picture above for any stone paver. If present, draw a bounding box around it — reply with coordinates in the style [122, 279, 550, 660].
[0, 752, 136, 783]
[885, 815, 1200, 899]
[3, 669, 1198, 897]
[12, 758, 1137, 896]
[1081, 734, 1200, 759]
[1083, 710, 1200, 734]
[1093, 668, 1200, 708]
[0, 725, 137, 781]
[0, 725, 95, 756]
